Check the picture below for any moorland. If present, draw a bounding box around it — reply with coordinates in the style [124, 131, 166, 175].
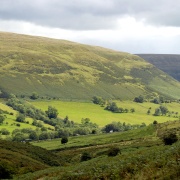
[0, 32, 180, 179]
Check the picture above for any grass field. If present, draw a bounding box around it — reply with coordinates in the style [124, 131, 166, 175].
[31, 100, 180, 126]
[32, 125, 156, 150]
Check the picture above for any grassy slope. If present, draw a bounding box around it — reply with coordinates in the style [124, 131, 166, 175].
[31, 100, 180, 126]
[20, 121, 180, 180]
[0, 139, 65, 177]
[138, 54, 180, 81]
[0, 32, 180, 100]
[0, 102, 54, 136]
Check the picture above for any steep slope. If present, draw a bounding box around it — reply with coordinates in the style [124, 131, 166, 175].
[0, 139, 63, 178]
[137, 54, 180, 81]
[0, 32, 180, 100]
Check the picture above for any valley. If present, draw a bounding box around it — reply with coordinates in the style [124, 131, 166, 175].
[0, 32, 179, 179]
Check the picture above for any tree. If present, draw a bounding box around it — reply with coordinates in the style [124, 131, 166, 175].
[0, 115, 5, 124]
[162, 133, 178, 145]
[104, 123, 119, 133]
[134, 95, 144, 103]
[29, 131, 39, 140]
[92, 96, 105, 105]
[159, 106, 168, 115]
[16, 114, 25, 122]
[154, 108, 161, 116]
[45, 106, 58, 119]
[30, 92, 39, 100]
[130, 108, 135, 113]
[61, 137, 68, 144]
[147, 109, 151, 115]
[0, 128, 10, 135]
[153, 120, 158, 125]
[108, 147, 121, 156]
[81, 152, 92, 161]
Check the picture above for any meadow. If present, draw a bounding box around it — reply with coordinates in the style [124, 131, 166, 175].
[31, 100, 180, 126]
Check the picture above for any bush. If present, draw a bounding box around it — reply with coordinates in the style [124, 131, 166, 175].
[81, 152, 92, 161]
[162, 132, 178, 145]
[61, 137, 68, 144]
[16, 114, 25, 122]
[108, 147, 121, 156]
[0, 128, 10, 135]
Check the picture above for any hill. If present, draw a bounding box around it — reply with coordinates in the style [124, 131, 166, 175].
[18, 121, 180, 179]
[0, 32, 180, 100]
[0, 139, 64, 179]
[137, 54, 180, 81]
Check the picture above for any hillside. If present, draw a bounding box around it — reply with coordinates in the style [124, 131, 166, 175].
[137, 54, 180, 81]
[0, 139, 64, 179]
[0, 32, 180, 100]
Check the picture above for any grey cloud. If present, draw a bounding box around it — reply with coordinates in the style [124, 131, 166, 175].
[0, 0, 180, 30]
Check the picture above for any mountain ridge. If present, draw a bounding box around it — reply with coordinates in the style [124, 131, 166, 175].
[0, 32, 180, 100]
[137, 54, 180, 82]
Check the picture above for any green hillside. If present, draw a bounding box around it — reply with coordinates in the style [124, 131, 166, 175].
[18, 121, 180, 179]
[0, 139, 64, 179]
[137, 54, 180, 81]
[0, 32, 180, 100]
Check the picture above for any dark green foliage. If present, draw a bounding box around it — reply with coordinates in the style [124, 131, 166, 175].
[92, 96, 105, 105]
[81, 152, 92, 161]
[162, 133, 178, 145]
[154, 106, 168, 116]
[16, 113, 25, 122]
[153, 120, 158, 125]
[45, 106, 59, 119]
[29, 131, 39, 141]
[103, 122, 139, 133]
[108, 147, 121, 156]
[61, 137, 68, 144]
[0, 115, 5, 124]
[105, 101, 132, 113]
[134, 95, 144, 103]
[30, 92, 39, 100]
[0, 128, 10, 135]
[130, 108, 135, 113]
[0, 161, 14, 179]
[0, 139, 63, 177]
[154, 108, 161, 116]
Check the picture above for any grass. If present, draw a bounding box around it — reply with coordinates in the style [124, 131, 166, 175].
[18, 121, 180, 180]
[0, 102, 54, 136]
[31, 100, 180, 126]
[32, 125, 156, 150]
[0, 32, 180, 100]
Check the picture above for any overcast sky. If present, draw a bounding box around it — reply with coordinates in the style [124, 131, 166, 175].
[1, 0, 180, 54]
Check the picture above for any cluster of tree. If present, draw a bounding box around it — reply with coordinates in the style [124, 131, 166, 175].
[0, 115, 5, 124]
[6, 97, 63, 127]
[150, 96, 172, 104]
[102, 121, 146, 133]
[0, 128, 10, 135]
[154, 106, 169, 116]
[105, 102, 135, 113]
[133, 95, 144, 103]
[92, 96, 135, 113]
[92, 96, 106, 106]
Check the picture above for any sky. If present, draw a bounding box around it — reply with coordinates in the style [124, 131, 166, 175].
[0, 0, 180, 54]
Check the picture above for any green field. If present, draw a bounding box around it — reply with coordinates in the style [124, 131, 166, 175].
[31, 100, 180, 126]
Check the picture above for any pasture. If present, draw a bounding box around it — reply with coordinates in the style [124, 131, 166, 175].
[31, 100, 180, 126]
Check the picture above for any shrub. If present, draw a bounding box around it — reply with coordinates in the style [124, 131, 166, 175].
[61, 137, 68, 144]
[162, 132, 178, 145]
[0, 128, 10, 135]
[108, 147, 121, 156]
[16, 114, 25, 122]
[81, 152, 92, 161]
